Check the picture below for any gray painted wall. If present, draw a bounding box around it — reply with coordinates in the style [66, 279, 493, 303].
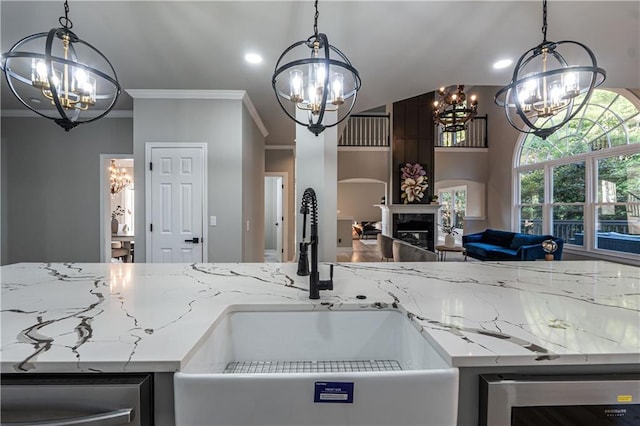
[480, 86, 527, 230]
[1, 116, 132, 264]
[265, 148, 295, 261]
[435, 150, 490, 234]
[242, 105, 265, 262]
[131, 97, 263, 263]
[434, 85, 523, 233]
[338, 150, 389, 182]
[337, 182, 385, 222]
[435, 151, 489, 189]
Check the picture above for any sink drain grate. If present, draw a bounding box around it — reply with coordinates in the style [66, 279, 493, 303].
[224, 360, 403, 374]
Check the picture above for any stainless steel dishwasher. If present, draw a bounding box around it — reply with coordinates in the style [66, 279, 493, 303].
[1, 373, 152, 426]
[480, 373, 640, 426]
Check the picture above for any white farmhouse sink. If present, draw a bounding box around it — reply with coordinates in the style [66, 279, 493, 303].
[174, 305, 458, 426]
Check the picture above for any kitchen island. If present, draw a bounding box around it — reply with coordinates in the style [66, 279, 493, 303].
[2, 261, 639, 425]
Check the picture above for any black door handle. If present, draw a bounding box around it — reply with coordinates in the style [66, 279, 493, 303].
[184, 237, 200, 243]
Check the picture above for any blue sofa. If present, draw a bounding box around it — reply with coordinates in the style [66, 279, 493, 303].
[463, 229, 564, 261]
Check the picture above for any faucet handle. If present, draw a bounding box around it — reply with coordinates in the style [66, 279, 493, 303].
[318, 264, 334, 291]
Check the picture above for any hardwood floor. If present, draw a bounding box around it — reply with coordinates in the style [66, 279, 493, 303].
[336, 238, 383, 262]
[337, 238, 471, 262]
[265, 239, 381, 263]
[266, 238, 469, 263]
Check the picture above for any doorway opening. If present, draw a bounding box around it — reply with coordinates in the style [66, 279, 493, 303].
[100, 155, 135, 263]
[437, 185, 466, 246]
[264, 173, 288, 263]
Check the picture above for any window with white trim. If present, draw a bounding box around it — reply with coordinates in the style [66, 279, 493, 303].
[438, 185, 466, 244]
[514, 89, 640, 259]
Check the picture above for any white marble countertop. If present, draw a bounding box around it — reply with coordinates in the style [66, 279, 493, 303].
[1, 261, 638, 373]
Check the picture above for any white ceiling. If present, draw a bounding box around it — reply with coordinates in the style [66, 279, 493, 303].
[2, 1, 639, 144]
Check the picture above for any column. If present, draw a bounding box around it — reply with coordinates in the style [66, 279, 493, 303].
[295, 109, 337, 262]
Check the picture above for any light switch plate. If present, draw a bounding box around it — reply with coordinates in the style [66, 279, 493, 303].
[210, 216, 217, 226]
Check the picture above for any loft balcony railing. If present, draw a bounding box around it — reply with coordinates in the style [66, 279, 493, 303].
[339, 113, 390, 147]
[339, 113, 487, 148]
[436, 115, 488, 148]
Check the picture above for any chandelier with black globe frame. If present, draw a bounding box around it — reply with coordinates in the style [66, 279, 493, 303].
[433, 85, 478, 133]
[0, 0, 121, 131]
[271, 0, 362, 136]
[494, 0, 605, 139]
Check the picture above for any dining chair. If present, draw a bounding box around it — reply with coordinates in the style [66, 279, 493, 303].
[111, 241, 130, 262]
[377, 234, 395, 261]
[392, 239, 437, 262]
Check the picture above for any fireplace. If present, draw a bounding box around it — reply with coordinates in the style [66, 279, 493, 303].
[376, 203, 441, 253]
[393, 214, 435, 251]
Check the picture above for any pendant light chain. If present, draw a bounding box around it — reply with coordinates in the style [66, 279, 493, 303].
[541, 0, 547, 42]
[313, 0, 319, 37]
[59, 0, 73, 30]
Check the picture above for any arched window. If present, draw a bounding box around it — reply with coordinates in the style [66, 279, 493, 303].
[513, 89, 640, 260]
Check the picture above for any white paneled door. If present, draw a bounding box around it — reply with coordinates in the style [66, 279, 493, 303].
[149, 146, 205, 263]
[275, 176, 283, 262]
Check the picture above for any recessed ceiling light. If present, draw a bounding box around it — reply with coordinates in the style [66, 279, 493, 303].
[245, 53, 262, 64]
[493, 59, 513, 70]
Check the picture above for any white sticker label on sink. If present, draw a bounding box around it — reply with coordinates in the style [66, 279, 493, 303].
[314, 382, 354, 404]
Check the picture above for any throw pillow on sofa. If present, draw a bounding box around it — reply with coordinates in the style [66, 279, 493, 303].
[509, 234, 548, 250]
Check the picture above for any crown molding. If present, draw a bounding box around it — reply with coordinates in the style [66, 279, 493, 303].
[125, 89, 268, 138]
[3, 90, 269, 138]
[239, 92, 269, 138]
[125, 89, 246, 100]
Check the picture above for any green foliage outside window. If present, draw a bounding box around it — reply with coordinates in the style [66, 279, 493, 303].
[519, 90, 640, 165]
[598, 154, 640, 203]
[553, 162, 585, 204]
[520, 169, 544, 204]
[439, 189, 466, 230]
